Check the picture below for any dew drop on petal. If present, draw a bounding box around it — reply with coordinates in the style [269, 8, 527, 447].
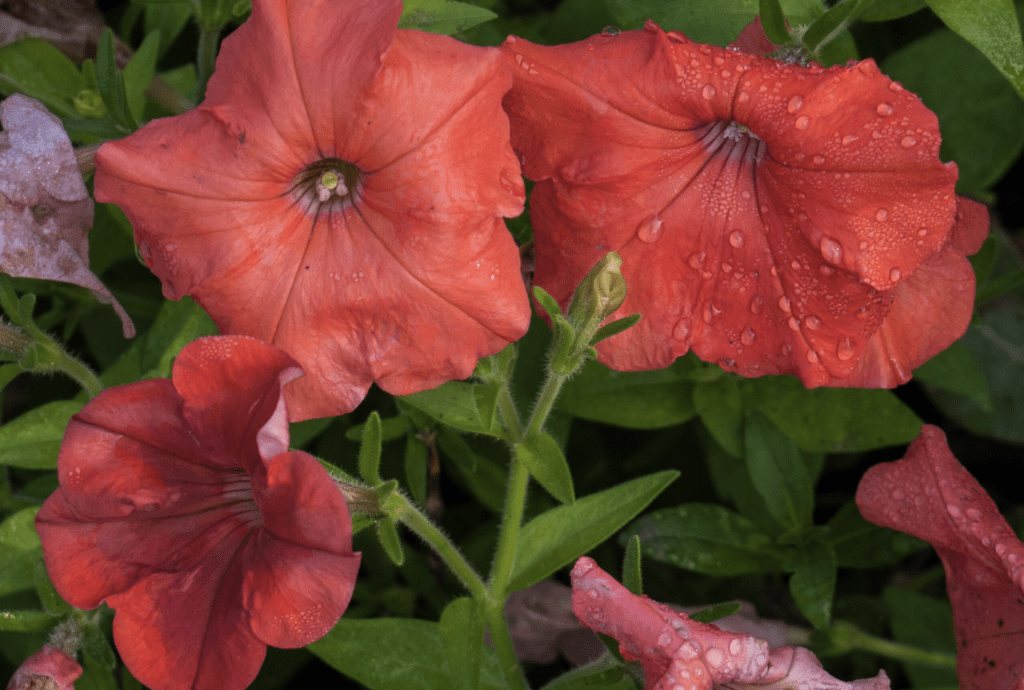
[966, 508, 982, 521]
[706, 649, 724, 668]
[790, 260, 802, 270]
[842, 135, 858, 146]
[875, 208, 888, 222]
[837, 337, 855, 361]
[819, 265, 834, 276]
[741, 326, 756, 346]
[794, 115, 810, 130]
[729, 230, 745, 248]
[806, 349, 819, 363]
[876, 102, 894, 116]
[702, 84, 716, 100]
[805, 314, 822, 330]
[738, 91, 750, 103]
[889, 81, 903, 92]
[787, 95, 803, 113]
[889, 267, 902, 282]
[820, 236, 842, 264]
[637, 215, 664, 243]
[673, 319, 690, 341]
[703, 303, 721, 324]
[917, 227, 928, 237]
[788, 316, 800, 331]
[688, 251, 707, 270]
[947, 504, 962, 519]
[813, 154, 825, 165]
[900, 136, 917, 148]
[778, 295, 792, 313]
[749, 295, 763, 314]
[781, 343, 792, 357]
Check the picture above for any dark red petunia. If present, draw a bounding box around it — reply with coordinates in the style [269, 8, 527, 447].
[6, 646, 82, 690]
[502, 22, 988, 388]
[94, 0, 530, 421]
[570, 557, 889, 689]
[35, 336, 360, 690]
[856, 425, 1024, 690]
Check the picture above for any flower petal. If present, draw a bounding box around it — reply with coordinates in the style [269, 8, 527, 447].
[856, 425, 1024, 690]
[7, 646, 82, 690]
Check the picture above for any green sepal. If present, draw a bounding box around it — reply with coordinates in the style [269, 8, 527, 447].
[376, 516, 405, 566]
[759, 0, 791, 44]
[374, 479, 403, 514]
[688, 601, 743, 624]
[591, 313, 640, 346]
[802, 0, 857, 53]
[622, 535, 643, 595]
[96, 29, 137, 131]
[359, 412, 384, 486]
[404, 434, 429, 505]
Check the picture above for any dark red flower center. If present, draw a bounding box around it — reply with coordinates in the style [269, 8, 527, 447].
[292, 158, 362, 215]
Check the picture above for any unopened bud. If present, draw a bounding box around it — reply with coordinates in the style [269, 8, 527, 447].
[6, 646, 81, 690]
[567, 252, 627, 334]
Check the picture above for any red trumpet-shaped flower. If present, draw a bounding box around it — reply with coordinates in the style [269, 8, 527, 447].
[570, 557, 889, 689]
[35, 336, 361, 690]
[857, 425, 1024, 690]
[95, 0, 530, 421]
[502, 22, 988, 387]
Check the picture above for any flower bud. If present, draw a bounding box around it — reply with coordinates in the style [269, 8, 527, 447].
[6, 646, 82, 690]
[567, 252, 627, 336]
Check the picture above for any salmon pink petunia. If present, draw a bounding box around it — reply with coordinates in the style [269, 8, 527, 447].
[94, 0, 530, 421]
[6, 646, 81, 690]
[856, 425, 1024, 690]
[570, 557, 889, 689]
[35, 336, 361, 690]
[502, 22, 989, 387]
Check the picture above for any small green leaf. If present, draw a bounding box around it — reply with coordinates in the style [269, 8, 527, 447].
[404, 434, 429, 505]
[401, 382, 507, 440]
[122, 30, 161, 121]
[376, 517, 405, 567]
[398, 0, 498, 35]
[693, 375, 744, 457]
[439, 598, 485, 690]
[516, 433, 575, 504]
[977, 270, 1024, 305]
[624, 504, 784, 576]
[359, 412, 384, 485]
[35, 559, 71, 615]
[786, 538, 836, 629]
[79, 650, 120, 690]
[802, 0, 857, 53]
[473, 383, 501, 434]
[827, 501, 927, 568]
[435, 429, 507, 514]
[0, 38, 84, 117]
[345, 415, 409, 442]
[540, 653, 637, 690]
[533, 286, 565, 323]
[591, 313, 641, 346]
[744, 410, 813, 533]
[759, 0, 791, 44]
[970, 236, 998, 286]
[0, 400, 83, 469]
[0, 609, 54, 632]
[913, 341, 993, 412]
[509, 471, 678, 592]
[688, 601, 744, 624]
[622, 535, 643, 595]
[860, 0, 928, 21]
[0, 508, 42, 597]
[82, 624, 117, 669]
[96, 29, 136, 131]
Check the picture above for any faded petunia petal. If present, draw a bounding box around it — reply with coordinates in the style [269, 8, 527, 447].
[6, 646, 82, 690]
[502, 22, 987, 388]
[94, 0, 530, 421]
[570, 557, 889, 690]
[856, 425, 1024, 690]
[35, 336, 361, 690]
[0, 94, 134, 337]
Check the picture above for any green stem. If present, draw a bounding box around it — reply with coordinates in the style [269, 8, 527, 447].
[483, 602, 530, 690]
[58, 351, 104, 399]
[497, 383, 525, 444]
[846, 628, 957, 669]
[525, 368, 569, 439]
[489, 459, 530, 597]
[195, 27, 220, 104]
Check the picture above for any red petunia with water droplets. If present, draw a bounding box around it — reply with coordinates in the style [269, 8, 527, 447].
[570, 557, 890, 689]
[857, 425, 1024, 690]
[94, 0, 530, 421]
[35, 336, 361, 690]
[502, 21, 988, 388]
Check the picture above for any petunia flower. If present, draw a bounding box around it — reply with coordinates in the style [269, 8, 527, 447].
[570, 557, 889, 689]
[35, 335, 361, 690]
[6, 646, 82, 690]
[856, 425, 1024, 690]
[501, 22, 989, 388]
[94, 0, 530, 421]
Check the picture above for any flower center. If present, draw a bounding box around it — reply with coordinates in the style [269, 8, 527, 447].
[699, 120, 766, 166]
[292, 158, 362, 214]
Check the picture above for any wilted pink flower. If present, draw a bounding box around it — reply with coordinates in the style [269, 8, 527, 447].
[502, 22, 988, 388]
[6, 646, 81, 690]
[857, 425, 1024, 690]
[570, 557, 889, 690]
[35, 336, 360, 690]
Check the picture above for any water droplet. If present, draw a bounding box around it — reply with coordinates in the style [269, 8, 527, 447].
[720, 358, 736, 368]
[702, 84, 716, 100]
[164, 242, 178, 252]
[706, 649, 724, 668]
[714, 56, 725, 66]
[787, 95, 803, 113]
[889, 81, 903, 92]
[806, 349, 819, 363]
[673, 319, 690, 341]
[820, 237, 842, 264]
[601, 25, 621, 36]
[722, 262, 733, 273]
[900, 136, 917, 148]
[805, 314, 822, 330]
[794, 115, 810, 130]
[788, 316, 800, 331]
[837, 337, 855, 361]
[917, 227, 928, 237]
[841, 135, 858, 146]
[749, 295, 763, 314]
[703, 302, 721, 324]
[813, 154, 825, 165]
[738, 91, 750, 103]
[781, 343, 793, 357]
[820, 265, 835, 276]
[966, 508, 982, 522]
[741, 189, 751, 200]
[889, 267, 902, 282]
[729, 230, 745, 248]
[741, 326, 756, 345]
[947, 504, 962, 519]
[778, 295, 792, 313]
[790, 259, 802, 270]
[876, 102, 894, 116]
[637, 215, 664, 243]
[700, 44, 712, 54]
[658, 632, 673, 647]
[688, 251, 707, 269]
[875, 208, 888, 222]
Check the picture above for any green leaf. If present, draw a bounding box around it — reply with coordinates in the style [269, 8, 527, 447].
[827, 501, 927, 568]
[622, 535, 643, 595]
[591, 313, 641, 346]
[802, 0, 857, 52]
[82, 625, 117, 669]
[95, 29, 136, 131]
[0, 609, 53, 631]
[743, 410, 814, 533]
[913, 340, 993, 412]
[122, 30, 161, 122]
[883, 587, 959, 688]
[310, 618, 508, 690]
[688, 601, 744, 624]
[926, 0, 1024, 99]
[786, 538, 836, 629]
[970, 236, 999, 286]
[345, 415, 409, 442]
[557, 357, 698, 429]
[509, 471, 678, 592]
[359, 412, 384, 485]
[0, 38, 84, 117]
[35, 559, 71, 616]
[693, 375, 744, 457]
[882, 26, 1024, 194]
[376, 517, 405, 567]
[624, 504, 784, 576]
[404, 434, 429, 505]
[435, 429, 507, 514]
[744, 376, 921, 452]
[516, 433, 575, 504]
[540, 653, 637, 690]
[401, 382, 507, 440]
[398, 0, 498, 34]
[977, 269, 1024, 305]
[0, 508, 42, 597]
[79, 650, 121, 690]
[759, 0, 791, 44]
[0, 400, 83, 469]
[860, 0, 928, 21]
[439, 598, 485, 690]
